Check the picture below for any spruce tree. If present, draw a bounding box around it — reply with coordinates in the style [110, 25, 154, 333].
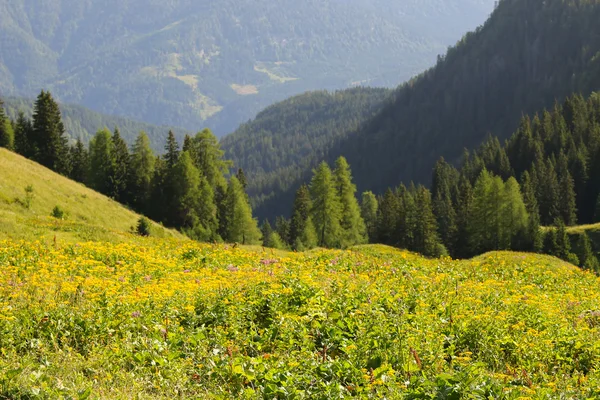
[236, 168, 248, 190]
[310, 162, 342, 248]
[14, 111, 33, 157]
[455, 175, 474, 258]
[334, 157, 367, 248]
[164, 130, 180, 169]
[499, 177, 528, 250]
[376, 188, 400, 246]
[172, 151, 202, 229]
[275, 216, 291, 246]
[69, 139, 89, 184]
[262, 220, 274, 248]
[521, 171, 542, 252]
[224, 176, 260, 245]
[187, 128, 231, 190]
[556, 154, 578, 226]
[129, 132, 155, 212]
[0, 98, 14, 151]
[431, 158, 459, 254]
[110, 128, 130, 203]
[88, 128, 114, 195]
[413, 186, 443, 257]
[290, 185, 312, 248]
[577, 233, 599, 271]
[299, 216, 318, 250]
[360, 191, 378, 243]
[555, 219, 572, 262]
[31, 90, 70, 174]
[470, 169, 495, 253]
[196, 176, 220, 241]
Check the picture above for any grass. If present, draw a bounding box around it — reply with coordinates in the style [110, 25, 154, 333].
[0, 148, 183, 243]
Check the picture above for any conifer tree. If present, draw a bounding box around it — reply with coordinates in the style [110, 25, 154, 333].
[262, 220, 274, 248]
[290, 185, 312, 248]
[88, 128, 114, 195]
[577, 233, 599, 272]
[69, 139, 89, 184]
[129, 132, 155, 211]
[0, 98, 14, 151]
[310, 162, 342, 248]
[110, 128, 130, 203]
[360, 191, 378, 243]
[399, 184, 418, 249]
[14, 111, 33, 157]
[164, 130, 180, 169]
[555, 219, 572, 262]
[299, 216, 318, 250]
[432, 159, 459, 254]
[275, 216, 291, 246]
[195, 176, 219, 241]
[455, 175, 474, 258]
[188, 128, 231, 190]
[224, 176, 260, 245]
[533, 158, 560, 225]
[499, 177, 528, 250]
[236, 168, 248, 190]
[413, 186, 443, 257]
[31, 90, 70, 174]
[470, 169, 495, 253]
[334, 156, 367, 248]
[376, 188, 400, 246]
[521, 171, 542, 252]
[172, 151, 201, 228]
[556, 154, 578, 225]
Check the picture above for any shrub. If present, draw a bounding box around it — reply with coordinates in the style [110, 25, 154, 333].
[136, 217, 151, 237]
[23, 185, 34, 209]
[51, 205, 66, 219]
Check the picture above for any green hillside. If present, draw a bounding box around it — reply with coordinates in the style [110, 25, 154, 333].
[0, 0, 495, 135]
[229, 0, 600, 220]
[221, 88, 391, 219]
[0, 148, 182, 242]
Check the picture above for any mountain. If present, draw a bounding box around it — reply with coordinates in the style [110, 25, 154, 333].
[221, 87, 391, 218]
[0, 148, 182, 242]
[0, 0, 495, 135]
[3, 96, 188, 150]
[227, 0, 600, 220]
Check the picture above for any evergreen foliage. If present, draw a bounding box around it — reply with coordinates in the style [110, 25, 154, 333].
[360, 192, 378, 243]
[333, 157, 367, 248]
[309, 162, 342, 248]
[0, 99, 15, 151]
[31, 91, 70, 174]
[224, 176, 261, 245]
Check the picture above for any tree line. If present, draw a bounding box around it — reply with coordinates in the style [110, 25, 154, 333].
[0, 91, 261, 244]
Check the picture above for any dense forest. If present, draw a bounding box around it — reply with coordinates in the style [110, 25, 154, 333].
[0, 0, 494, 135]
[224, 0, 600, 220]
[221, 88, 391, 219]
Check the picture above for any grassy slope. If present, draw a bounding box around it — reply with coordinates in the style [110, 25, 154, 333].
[0, 149, 183, 243]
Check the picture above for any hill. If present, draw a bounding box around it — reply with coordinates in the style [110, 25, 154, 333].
[0, 148, 182, 242]
[3, 96, 189, 151]
[0, 0, 495, 135]
[2, 238, 599, 397]
[221, 87, 391, 219]
[232, 0, 600, 219]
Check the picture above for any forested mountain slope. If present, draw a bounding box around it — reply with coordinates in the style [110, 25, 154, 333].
[241, 0, 600, 220]
[0, 0, 495, 135]
[3, 97, 188, 150]
[221, 88, 391, 218]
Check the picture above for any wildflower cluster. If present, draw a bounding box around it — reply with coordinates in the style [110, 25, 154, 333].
[1, 239, 600, 398]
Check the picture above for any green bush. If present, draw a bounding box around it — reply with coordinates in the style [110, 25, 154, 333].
[136, 217, 151, 237]
[51, 205, 66, 219]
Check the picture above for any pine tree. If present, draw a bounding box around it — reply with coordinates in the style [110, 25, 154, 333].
[0, 98, 14, 151]
[334, 157, 367, 248]
[128, 132, 155, 212]
[224, 176, 260, 245]
[14, 111, 33, 157]
[69, 139, 89, 184]
[360, 191, 378, 243]
[88, 128, 114, 195]
[290, 185, 312, 248]
[236, 168, 248, 190]
[164, 130, 180, 169]
[577, 233, 599, 271]
[556, 154, 578, 226]
[455, 175, 474, 258]
[262, 220, 274, 248]
[31, 90, 70, 174]
[310, 162, 342, 248]
[110, 128, 130, 203]
[413, 186, 443, 257]
[376, 188, 400, 246]
[521, 171, 542, 252]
